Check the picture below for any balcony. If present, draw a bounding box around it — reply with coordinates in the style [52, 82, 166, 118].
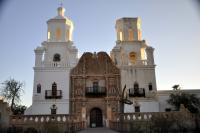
[85, 87, 106, 97]
[45, 90, 62, 99]
[129, 88, 145, 97]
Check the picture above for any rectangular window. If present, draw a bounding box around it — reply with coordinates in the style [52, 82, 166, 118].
[135, 106, 140, 112]
[149, 84, 153, 91]
[51, 109, 56, 114]
[37, 84, 41, 93]
[51, 105, 57, 114]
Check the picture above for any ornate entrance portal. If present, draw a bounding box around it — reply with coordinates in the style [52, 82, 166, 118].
[90, 108, 103, 127]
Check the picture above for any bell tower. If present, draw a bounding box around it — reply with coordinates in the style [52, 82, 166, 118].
[111, 18, 147, 66]
[111, 17, 158, 113]
[25, 6, 78, 115]
[116, 18, 142, 41]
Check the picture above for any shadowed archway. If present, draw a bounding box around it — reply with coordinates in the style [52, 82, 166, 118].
[90, 108, 103, 127]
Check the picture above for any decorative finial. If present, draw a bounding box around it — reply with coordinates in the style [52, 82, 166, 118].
[60, 2, 63, 7]
[57, 0, 65, 16]
[59, 0, 64, 7]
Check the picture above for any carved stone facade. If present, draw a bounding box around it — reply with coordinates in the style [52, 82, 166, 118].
[70, 52, 121, 127]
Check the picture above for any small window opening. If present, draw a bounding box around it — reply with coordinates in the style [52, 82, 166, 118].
[135, 106, 140, 112]
[149, 83, 153, 91]
[37, 84, 41, 93]
[51, 104, 57, 114]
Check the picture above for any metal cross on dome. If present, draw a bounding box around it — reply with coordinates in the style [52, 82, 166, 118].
[59, 0, 64, 7]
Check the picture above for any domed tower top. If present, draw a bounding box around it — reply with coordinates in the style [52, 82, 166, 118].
[46, 6, 74, 42]
[57, 6, 65, 16]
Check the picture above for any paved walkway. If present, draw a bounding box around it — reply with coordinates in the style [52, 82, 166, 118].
[78, 128, 119, 133]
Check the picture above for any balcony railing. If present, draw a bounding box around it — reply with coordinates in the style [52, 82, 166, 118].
[41, 62, 70, 67]
[129, 88, 145, 97]
[45, 90, 62, 99]
[85, 87, 106, 97]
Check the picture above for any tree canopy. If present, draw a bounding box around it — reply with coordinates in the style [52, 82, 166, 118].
[167, 85, 200, 114]
[0, 78, 24, 114]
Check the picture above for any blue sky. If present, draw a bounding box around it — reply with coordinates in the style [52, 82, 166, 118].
[0, 0, 200, 106]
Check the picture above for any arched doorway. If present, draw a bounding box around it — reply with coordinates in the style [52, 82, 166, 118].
[90, 108, 103, 127]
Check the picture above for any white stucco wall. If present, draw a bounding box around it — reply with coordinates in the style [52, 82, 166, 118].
[25, 102, 69, 115]
[33, 70, 70, 101]
[124, 100, 159, 112]
[120, 67, 157, 93]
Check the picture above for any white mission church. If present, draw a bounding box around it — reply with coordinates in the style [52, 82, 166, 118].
[25, 6, 200, 120]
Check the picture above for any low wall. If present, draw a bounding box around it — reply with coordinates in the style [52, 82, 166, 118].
[110, 107, 199, 133]
[9, 114, 86, 133]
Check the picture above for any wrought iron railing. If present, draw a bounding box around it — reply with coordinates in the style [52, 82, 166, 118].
[129, 88, 145, 97]
[85, 87, 106, 97]
[45, 90, 62, 99]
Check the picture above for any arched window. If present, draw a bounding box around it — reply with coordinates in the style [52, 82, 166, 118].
[37, 84, 41, 93]
[148, 83, 153, 91]
[56, 28, 61, 40]
[129, 52, 137, 64]
[53, 54, 61, 62]
[52, 82, 57, 96]
[48, 31, 51, 40]
[119, 31, 123, 41]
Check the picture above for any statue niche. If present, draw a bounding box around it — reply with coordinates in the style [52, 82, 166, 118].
[74, 79, 83, 97]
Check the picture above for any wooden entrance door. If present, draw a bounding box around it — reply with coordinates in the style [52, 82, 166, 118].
[90, 108, 103, 127]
